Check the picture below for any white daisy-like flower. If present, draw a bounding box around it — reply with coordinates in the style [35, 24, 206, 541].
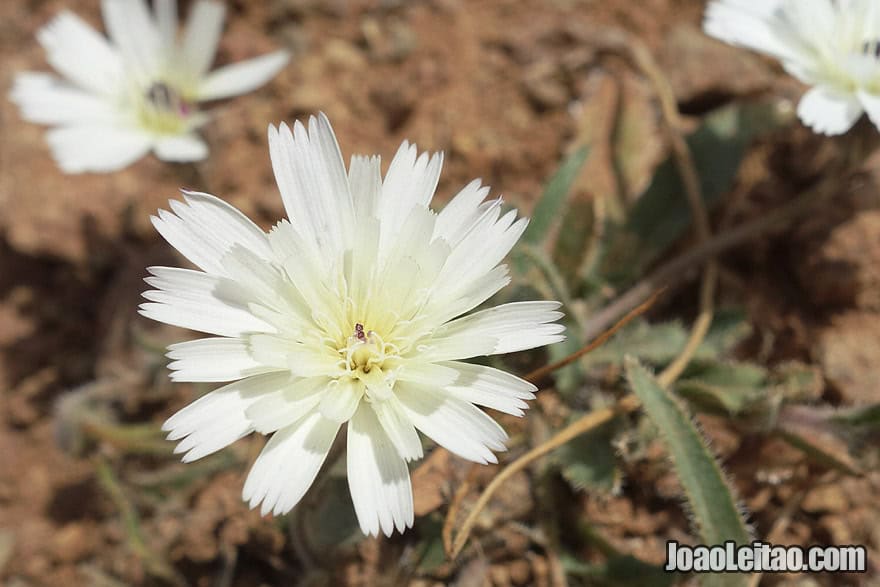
[140, 114, 565, 536]
[704, 0, 880, 135]
[9, 0, 289, 173]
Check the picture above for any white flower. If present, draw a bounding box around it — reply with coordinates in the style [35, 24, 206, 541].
[140, 114, 565, 536]
[705, 0, 880, 135]
[9, 0, 289, 173]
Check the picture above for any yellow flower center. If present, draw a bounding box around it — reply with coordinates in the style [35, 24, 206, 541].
[339, 323, 400, 401]
[135, 81, 194, 135]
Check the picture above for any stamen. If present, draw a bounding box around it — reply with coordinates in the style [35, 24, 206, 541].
[862, 40, 880, 59]
[144, 81, 192, 117]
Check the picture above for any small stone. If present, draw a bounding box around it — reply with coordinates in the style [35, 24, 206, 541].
[816, 312, 880, 405]
[51, 523, 96, 563]
[507, 559, 532, 585]
[802, 484, 849, 514]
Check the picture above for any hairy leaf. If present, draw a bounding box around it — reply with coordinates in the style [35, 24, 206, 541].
[625, 358, 750, 587]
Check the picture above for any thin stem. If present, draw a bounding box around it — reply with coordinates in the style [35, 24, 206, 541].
[447, 395, 641, 559]
[626, 38, 717, 388]
[524, 288, 664, 386]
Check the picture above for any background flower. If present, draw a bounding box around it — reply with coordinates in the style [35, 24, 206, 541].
[9, 0, 289, 173]
[705, 0, 880, 135]
[141, 114, 565, 536]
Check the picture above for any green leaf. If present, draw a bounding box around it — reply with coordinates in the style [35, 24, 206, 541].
[520, 145, 590, 249]
[769, 362, 823, 403]
[562, 553, 673, 587]
[582, 319, 689, 367]
[675, 362, 767, 416]
[599, 101, 787, 286]
[556, 418, 620, 493]
[624, 358, 750, 587]
[695, 308, 752, 360]
[546, 334, 588, 397]
[831, 403, 880, 428]
[301, 475, 362, 552]
[552, 198, 595, 287]
[414, 515, 447, 573]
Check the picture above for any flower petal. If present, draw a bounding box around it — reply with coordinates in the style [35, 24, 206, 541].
[163, 371, 290, 462]
[857, 90, 880, 132]
[347, 403, 414, 536]
[181, 0, 227, 78]
[35, 11, 123, 95]
[154, 133, 209, 162]
[151, 191, 271, 276]
[9, 73, 119, 125]
[268, 115, 354, 257]
[703, 0, 803, 63]
[140, 266, 274, 337]
[349, 155, 383, 219]
[154, 0, 178, 49]
[419, 301, 565, 361]
[371, 396, 423, 461]
[101, 0, 162, 78]
[319, 378, 364, 422]
[440, 361, 537, 417]
[433, 179, 492, 245]
[166, 337, 282, 382]
[797, 86, 863, 136]
[246, 377, 328, 433]
[45, 125, 153, 174]
[242, 411, 340, 516]
[395, 382, 508, 464]
[198, 50, 290, 101]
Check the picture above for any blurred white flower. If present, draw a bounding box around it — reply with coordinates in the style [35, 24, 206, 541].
[9, 0, 289, 173]
[141, 114, 565, 536]
[705, 0, 880, 135]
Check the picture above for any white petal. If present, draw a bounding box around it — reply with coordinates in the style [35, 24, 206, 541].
[9, 73, 119, 125]
[151, 191, 271, 276]
[268, 115, 354, 257]
[45, 125, 153, 174]
[154, 133, 209, 162]
[797, 86, 863, 136]
[435, 208, 527, 306]
[163, 371, 290, 462]
[371, 396, 423, 461]
[181, 0, 227, 78]
[218, 245, 306, 318]
[349, 155, 382, 219]
[703, 0, 802, 63]
[35, 11, 123, 95]
[440, 361, 537, 417]
[420, 301, 565, 361]
[154, 0, 178, 49]
[242, 411, 340, 516]
[246, 377, 328, 433]
[857, 90, 880, 132]
[433, 179, 492, 245]
[166, 337, 281, 382]
[375, 142, 443, 252]
[266, 219, 341, 322]
[380, 141, 443, 211]
[101, 0, 162, 78]
[198, 50, 290, 101]
[319, 378, 364, 422]
[395, 382, 508, 464]
[139, 266, 274, 337]
[248, 333, 343, 378]
[347, 403, 414, 537]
